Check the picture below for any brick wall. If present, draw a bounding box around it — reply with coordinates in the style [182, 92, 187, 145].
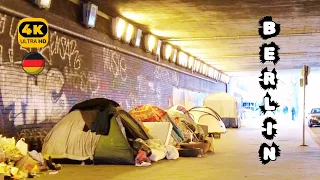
[0, 0, 226, 147]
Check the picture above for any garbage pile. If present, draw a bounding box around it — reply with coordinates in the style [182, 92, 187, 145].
[0, 135, 61, 179]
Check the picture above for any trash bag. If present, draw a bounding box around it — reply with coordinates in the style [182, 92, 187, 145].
[165, 145, 179, 160]
[0, 136, 23, 162]
[16, 138, 28, 156]
[149, 148, 166, 162]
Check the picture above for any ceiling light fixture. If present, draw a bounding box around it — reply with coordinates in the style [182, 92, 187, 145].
[170, 49, 178, 63]
[131, 29, 142, 47]
[177, 51, 188, 67]
[112, 17, 126, 39]
[188, 56, 195, 70]
[34, 0, 51, 9]
[82, 2, 98, 28]
[161, 44, 172, 60]
[124, 23, 134, 43]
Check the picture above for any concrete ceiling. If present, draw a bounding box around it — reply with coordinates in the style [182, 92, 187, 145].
[88, 0, 320, 76]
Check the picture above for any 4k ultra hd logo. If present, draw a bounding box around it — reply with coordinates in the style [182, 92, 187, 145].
[258, 16, 281, 165]
[18, 18, 49, 48]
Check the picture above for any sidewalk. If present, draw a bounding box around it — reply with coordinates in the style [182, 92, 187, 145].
[36, 122, 320, 180]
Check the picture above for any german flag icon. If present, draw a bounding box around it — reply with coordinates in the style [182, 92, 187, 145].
[22, 52, 45, 75]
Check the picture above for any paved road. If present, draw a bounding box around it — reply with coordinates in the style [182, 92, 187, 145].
[35, 121, 320, 180]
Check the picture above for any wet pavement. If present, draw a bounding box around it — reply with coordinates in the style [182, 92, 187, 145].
[36, 119, 320, 180]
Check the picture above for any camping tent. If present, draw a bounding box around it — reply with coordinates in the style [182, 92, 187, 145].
[203, 92, 240, 128]
[168, 105, 205, 137]
[42, 98, 151, 165]
[129, 104, 184, 144]
[166, 109, 199, 142]
[188, 107, 226, 134]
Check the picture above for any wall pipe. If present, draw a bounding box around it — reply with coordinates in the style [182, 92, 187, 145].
[0, 6, 220, 84]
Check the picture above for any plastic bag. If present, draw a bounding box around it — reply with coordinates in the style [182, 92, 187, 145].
[1, 137, 23, 162]
[16, 138, 28, 156]
[149, 148, 166, 162]
[15, 155, 38, 173]
[165, 145, 179, 160]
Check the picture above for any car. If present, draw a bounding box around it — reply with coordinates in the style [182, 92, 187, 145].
[308, 108, 320, 127]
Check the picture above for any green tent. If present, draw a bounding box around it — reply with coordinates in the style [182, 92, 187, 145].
[42, 98, 151, 165]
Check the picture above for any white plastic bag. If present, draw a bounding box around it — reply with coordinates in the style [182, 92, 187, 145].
[149, 148, 166, 162]
[165, 145, 179, 160]
[16, 138, 28, 156]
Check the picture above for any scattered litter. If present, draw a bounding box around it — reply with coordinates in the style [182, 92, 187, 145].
[49, 171, 59, 175]
[0, 135, 62, 179]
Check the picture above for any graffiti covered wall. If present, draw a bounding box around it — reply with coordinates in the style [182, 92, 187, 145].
[0, 12, 226, 148]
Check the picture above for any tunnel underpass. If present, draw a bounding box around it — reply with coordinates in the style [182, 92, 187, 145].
[1, 0, 320, 179]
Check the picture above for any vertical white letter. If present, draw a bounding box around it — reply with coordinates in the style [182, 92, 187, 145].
[264, 96, 276, 111]
[263, 21, 276, 35]
[263, 147, 276, 160]
[267, 122, 273, 135]
[264, 47, 275, 61]
[264, 72, 275, 85]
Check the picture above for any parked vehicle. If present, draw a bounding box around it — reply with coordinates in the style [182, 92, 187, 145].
[307, 108, 320, 127]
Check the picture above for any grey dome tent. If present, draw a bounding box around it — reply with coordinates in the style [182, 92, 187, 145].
[42, 98, 151, 165]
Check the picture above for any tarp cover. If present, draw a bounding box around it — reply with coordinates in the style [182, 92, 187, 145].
[129, 105, 184, 143]
[203, 92, 238, 118]
[42, 110, 101, 161]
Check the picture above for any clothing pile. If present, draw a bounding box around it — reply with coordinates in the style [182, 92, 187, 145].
[0, 135, 61, 179]
[132, 138, 179, 167]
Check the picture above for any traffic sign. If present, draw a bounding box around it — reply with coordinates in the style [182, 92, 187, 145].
[18, 18, 49, 48]
[301, 65, 310, 77]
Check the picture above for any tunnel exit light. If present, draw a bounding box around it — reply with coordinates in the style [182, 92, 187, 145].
[34, 0, 51, 9]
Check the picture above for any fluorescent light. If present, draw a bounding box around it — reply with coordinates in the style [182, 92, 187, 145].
[208, 67, 214, 78]
[188, 56, 194, 69]
[112, 17, 126, 39]
[178, 51, 188, 67]
[170, 49, 178, 63]
[202, 64, 208, 75]
[155, 40, 162, 55]
[124, 24, 134, 43]
[132, 29, 142, 47]
[34, 0, 51, 9]
[213, 70, 219, 79]
[82, 3, 98, 28]
[162, 44, 172, 60]
[193, 60, 201, 72]
[145, 34, 156, 52]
